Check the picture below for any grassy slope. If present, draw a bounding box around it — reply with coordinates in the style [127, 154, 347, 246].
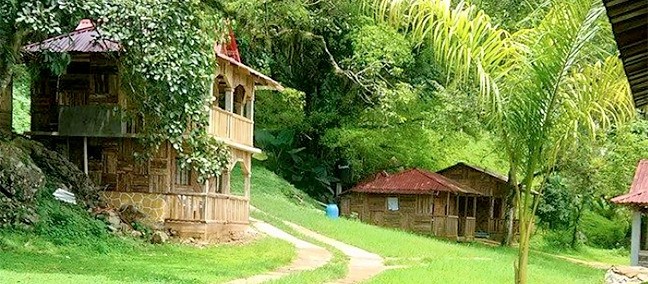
[0, 187, 295, 284]
[248, 165, 611, 284]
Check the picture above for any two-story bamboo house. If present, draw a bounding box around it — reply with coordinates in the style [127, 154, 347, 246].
[22, 19, 282, 241]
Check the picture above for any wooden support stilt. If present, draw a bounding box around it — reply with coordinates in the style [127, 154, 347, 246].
[83, 137, 88, 175]
[473, 196, 477, 218]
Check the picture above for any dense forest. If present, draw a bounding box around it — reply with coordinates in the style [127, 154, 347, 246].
[3, 0, 647, 282]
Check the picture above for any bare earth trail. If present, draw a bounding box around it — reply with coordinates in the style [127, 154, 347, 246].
[225, 218, 332, 284]
[225, 217, 388, 284]
[284, 221, 388, 284]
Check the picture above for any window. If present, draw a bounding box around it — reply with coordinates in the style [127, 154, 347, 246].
[94, 74, 110, 94]
[387, 197, 399, 211]
[175, 158, 191, 186]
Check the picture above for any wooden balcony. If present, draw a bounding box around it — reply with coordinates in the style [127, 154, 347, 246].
[209, 107, 254, 148]
[166, 192, 249, 224]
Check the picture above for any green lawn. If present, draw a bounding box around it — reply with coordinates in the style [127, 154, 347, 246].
[0, 232, 294, 284]
[248, 165, 614, 284]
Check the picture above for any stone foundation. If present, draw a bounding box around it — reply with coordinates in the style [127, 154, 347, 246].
[102, 191, 167, 222]
[165, 221, 248, 242]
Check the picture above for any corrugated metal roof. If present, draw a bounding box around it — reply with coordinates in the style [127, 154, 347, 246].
[351, 168, 483, 195]
[22, 19, 283, 90]
[437, 162, 508, 183]
[602, 0, 648, 108]
[22, 22, 121, 53]
[611, 160, 648, 205]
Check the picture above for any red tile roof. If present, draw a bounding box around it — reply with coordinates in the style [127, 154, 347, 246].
[351, 168, 482, 195]
[611, 160, 648, 205]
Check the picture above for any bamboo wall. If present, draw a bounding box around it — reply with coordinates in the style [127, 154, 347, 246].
[439, 166, 508, 198]
[31, 54, 121, 132]
[341, 192, 466, 238]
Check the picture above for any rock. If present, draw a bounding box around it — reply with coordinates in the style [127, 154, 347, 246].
[605, 266, 648, 284]
[119, 204, 146, 224]
[106, 211, 122, 228]
[107, 225, 118, 232]
[12, 137, 98, 207]
[0, 142, 45, 227]
[131, 230, 143, 238]
[150, 231, 169, 244]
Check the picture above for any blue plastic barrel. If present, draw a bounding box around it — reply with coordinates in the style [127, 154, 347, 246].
[325, 204, 339, 219]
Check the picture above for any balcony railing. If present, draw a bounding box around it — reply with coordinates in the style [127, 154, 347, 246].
[209, 107, 253, 147]
[166, 192, 249, 224]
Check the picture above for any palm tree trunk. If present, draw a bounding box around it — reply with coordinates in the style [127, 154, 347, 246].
[515, 216, 531, 284]
[502, 186, 516, 246]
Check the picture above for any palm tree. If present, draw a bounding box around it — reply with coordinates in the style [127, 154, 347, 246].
[373, 0, 635, 283]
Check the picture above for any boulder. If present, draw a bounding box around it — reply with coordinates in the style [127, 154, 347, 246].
[150, 231, 169, 244]
[131, 230, 143, 238]
[0, 143, 45, 227]
[605, 266, 648, 284]
[119, 204, 146, 225]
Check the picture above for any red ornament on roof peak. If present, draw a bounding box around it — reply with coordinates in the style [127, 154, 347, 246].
[75, 19, 94, 30]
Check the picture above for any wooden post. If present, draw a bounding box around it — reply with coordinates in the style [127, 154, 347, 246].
[473, 196, 477, 218]
[489, 197, 495, 218]
[83, 137, 88, 175]
[631, 210, 641, 266]
[244, 173, 251, 198]
[225, 88, 233, 112]
[446, 192, 450, 215]
[222, 170, 231, 195]
[335, 183, 342, 197]
[455, 195, 459, 216]
[464, 195, 468, 218]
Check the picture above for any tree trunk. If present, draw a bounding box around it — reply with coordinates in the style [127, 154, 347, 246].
[515, 216, 531, 284]
[570, 196, 585, 248]
[0, 82, 12, 133]
[502, 183, 516, 246]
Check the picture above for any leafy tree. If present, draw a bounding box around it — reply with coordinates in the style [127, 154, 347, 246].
[375, 0, 634, 282]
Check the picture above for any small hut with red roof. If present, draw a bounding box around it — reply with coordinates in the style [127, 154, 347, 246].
[20, 19, 282, 241]
[340, 168, 483, 240]
[612, 160, 648, 266]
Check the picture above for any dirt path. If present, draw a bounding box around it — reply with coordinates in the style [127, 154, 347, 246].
[225, 219, 332, 284]
[284, 221, 388, 284]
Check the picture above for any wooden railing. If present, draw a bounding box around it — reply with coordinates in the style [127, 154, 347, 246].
[464, 217, 476, 238]
[433, 215, 459, 238]
[166, 193, 249, 224]
[204, 194, 249, 224]
[488, 218, 506, 233]
[446, 215, 459, 237]
[209, 107, 253, 146]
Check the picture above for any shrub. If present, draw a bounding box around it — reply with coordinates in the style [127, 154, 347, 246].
[580, 210, 628, 249]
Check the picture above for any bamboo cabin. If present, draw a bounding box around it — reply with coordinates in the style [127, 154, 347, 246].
[437, 162, 511, 241]
[339, 168, 483, 240]
[19, 19, 282, 241]
[612, 160, 648, 266]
